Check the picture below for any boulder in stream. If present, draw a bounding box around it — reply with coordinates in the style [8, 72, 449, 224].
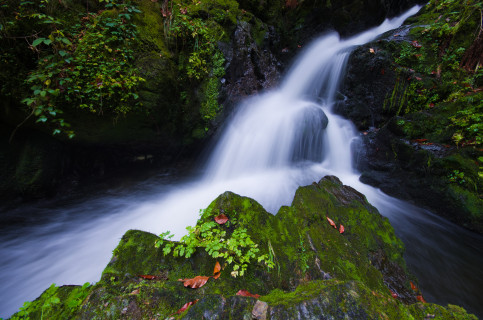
[11, 176, 477, 319]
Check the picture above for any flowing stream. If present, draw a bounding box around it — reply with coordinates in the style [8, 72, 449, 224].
[1, 6, 482, 318]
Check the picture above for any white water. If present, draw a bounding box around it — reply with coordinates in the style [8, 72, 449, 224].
[1, 5, 482, 318]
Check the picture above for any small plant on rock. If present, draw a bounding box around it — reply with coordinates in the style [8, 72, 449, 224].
[155, 208, 274, 277]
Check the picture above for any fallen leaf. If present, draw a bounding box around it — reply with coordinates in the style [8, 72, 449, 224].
[369, 48, 375, 54]
[410, 281, 417, 292]
[138, 275, 157, 280]
[417, 295, 427, 303]
[339, 224, 345, 234]
[214, 214, 229, 224]
[178, 276, 210, 289]
[213, 261, 221, 279]
[411, 40, 422, 48]
[413, 139, 428, 143]
[130, 289, 140, 295]
[175, 300, 199, 314]
[236, 289, 260, 299]
[326, 216, 337, 229]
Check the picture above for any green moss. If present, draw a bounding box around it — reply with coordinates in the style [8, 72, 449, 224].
[261, 280, 330, 307]
[11, 177, 477, 318]
[135, 1, 171, 57]
[10, 283, 92, 320]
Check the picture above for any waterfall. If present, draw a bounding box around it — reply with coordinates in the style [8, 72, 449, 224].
[2, 5, 482, 319]
[204, 6, 420, 183]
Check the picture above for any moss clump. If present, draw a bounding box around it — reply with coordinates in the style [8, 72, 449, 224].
[10, 283, 91, 320]
[10, 177, 477, 319]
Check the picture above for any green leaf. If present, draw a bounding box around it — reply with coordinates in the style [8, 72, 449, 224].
[32, 38, 45, 47]
[37, 116, 48, 123]
[61, 38, 72, 45]
[43, 39, 52, 45]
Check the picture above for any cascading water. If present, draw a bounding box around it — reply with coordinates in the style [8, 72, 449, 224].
[1, 5, 482, 318]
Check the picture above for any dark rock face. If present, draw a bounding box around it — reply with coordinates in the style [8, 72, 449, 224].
[336, 27, 411, 130]
[357, 123, 482, 232]
[219, 21, 282, 113]
[336, 23, 482, 232]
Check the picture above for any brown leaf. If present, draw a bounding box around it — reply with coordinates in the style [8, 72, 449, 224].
[413, 139, 428, 143]
[214, 214, 229, 225]
[339, 224, 345, 234]
[411, 40, 422, 48]
[176, 300, 199, 314]
[213, 261, 221, 279]
[410, 281, 418, 292]
[236, 289, 260, 299]
[138, 275, 157, 280]
[417, 295, 427, 303]
[178, 276, 210, 289]
[326, 216, 337, 229]
[129, 289, 140, 295]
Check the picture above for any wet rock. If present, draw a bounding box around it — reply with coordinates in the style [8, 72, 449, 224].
[218, 21, 282, 113]
[252, 300, 269, 320]
[11, 177, 477, 319]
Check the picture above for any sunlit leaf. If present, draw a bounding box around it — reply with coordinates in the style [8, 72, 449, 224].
[175, 299, 199, 314]
[213, 261, 221, 279]
[178, 275, 210, 288]
[236, 289, 260, 299]
[214, 214, 229, 224]
[326, 216, 337, 229]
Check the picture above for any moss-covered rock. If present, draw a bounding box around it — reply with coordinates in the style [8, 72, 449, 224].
[10, 176, 477, 319]
[338, 0, 483, 233]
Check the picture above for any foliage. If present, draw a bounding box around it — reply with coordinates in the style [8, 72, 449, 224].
[9, 282, 91, 320]
[1, 0, 145, 138]
[392, 0, 482, 146]
[387, 0, 483, 202]
[448, 169, 466, 185]
[155, 208, 274, 277]
[156, 0, 236, 125]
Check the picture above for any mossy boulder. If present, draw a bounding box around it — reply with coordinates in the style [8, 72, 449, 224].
[337, 0, 483, 233]
[11, 176, 477, 319]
